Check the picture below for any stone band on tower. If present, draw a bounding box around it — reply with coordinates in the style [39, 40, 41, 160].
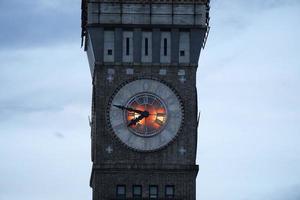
[81, 0, 209, 199]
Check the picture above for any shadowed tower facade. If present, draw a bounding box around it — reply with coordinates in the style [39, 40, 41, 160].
[81, 0, 210, 199]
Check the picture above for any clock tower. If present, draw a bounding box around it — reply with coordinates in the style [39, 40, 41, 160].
[81, 0, 210, 199]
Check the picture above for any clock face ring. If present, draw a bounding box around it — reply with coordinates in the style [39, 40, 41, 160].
[108, 79, 183, 152]
[124, 92, 168, 137]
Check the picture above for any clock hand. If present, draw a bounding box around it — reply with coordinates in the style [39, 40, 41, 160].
[113, 104, 144, 114]
[127, 115, 145, 127]
[127, 110, 150, 127]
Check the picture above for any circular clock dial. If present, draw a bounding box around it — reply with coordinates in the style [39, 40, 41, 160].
[125, 93, 167, 137]
[109, 79, 183, 151]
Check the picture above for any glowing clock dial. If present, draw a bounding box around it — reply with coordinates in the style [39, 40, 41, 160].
[125, 93, 167, 137]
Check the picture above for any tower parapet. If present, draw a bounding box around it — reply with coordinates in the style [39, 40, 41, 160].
[86, 0, 208, 25]
[82, 0, 210, 70]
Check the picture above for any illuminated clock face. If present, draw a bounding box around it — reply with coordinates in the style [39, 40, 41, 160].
[125, 93, 167, 137]
[109, 79, 183, 151]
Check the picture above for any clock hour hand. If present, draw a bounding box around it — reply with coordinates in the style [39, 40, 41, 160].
[127, 115, 145, 127]
[127, 110, 150, 127]
[113, 104, 144, 114]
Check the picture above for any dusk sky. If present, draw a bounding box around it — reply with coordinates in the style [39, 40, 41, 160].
[1, 0, 300, 200]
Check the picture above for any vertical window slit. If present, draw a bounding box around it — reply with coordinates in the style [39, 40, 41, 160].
[126, 37, 130, 56]
[145, 38, 148, 56]
[164, 38, 168, 56]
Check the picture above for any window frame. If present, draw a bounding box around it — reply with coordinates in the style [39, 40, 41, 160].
[165, 185, 175, 199]
[132, 185, 142, 199]
[149, 185, 158, 199]
[116, 185, 126, 199]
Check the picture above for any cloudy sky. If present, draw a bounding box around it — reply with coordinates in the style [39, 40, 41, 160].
[0, 0, 299, 200]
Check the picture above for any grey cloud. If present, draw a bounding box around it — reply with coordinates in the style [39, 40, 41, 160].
[213, 0, 300, 11]
[0, 1, 81, 49]
[0, 85, 88, 122]
[249, 0, 300, 10]
[0, 42, 90, 122]
[263, 185, 300, 200]
[54, 131, 65, 139]
[282, 185, 300, 200]
[0, 103, 62, 121]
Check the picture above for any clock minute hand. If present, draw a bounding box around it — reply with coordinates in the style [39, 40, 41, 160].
[113, 104, 144, 114]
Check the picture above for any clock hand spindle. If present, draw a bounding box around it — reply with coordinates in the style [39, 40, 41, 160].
[127, 110, 150, 127]
[127, 115, 145, 127]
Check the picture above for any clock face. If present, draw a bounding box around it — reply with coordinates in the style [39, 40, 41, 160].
[125, 93, 167, 137]
[108, 79, 183, 151]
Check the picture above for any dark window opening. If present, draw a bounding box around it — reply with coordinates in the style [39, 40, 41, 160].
[149, 185, 158, 199]
[145, 38, 149, 56]
[180, 50, 185, 56]
[116, 185, 126, 199]
[133, 185, 142, 199]
[126, 37, 130, 56]
[165, 185, 174, 199]
[107, 49, 113, 55]
[163, 38, 168, 56]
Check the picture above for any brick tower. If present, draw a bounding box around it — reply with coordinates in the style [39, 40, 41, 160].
[81, 0, 210, 199]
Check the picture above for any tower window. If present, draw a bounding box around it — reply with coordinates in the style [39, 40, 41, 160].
[165, 185, 174, 199]
[180, 50, 185, 56]
[142, 32, 152, 62]
[133, 185, 142, 199]
[126, 37, 130, 56]
[160, 32, 170, 63]
[179, 32, 190, 63]
[163, 38, 168, 56]
[149, 185, 158, 199]
[145, 38, 149, 56]
[123, 31, 133, 62]
[116, 185, 126, 199]
[103, 30, 114, 62]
